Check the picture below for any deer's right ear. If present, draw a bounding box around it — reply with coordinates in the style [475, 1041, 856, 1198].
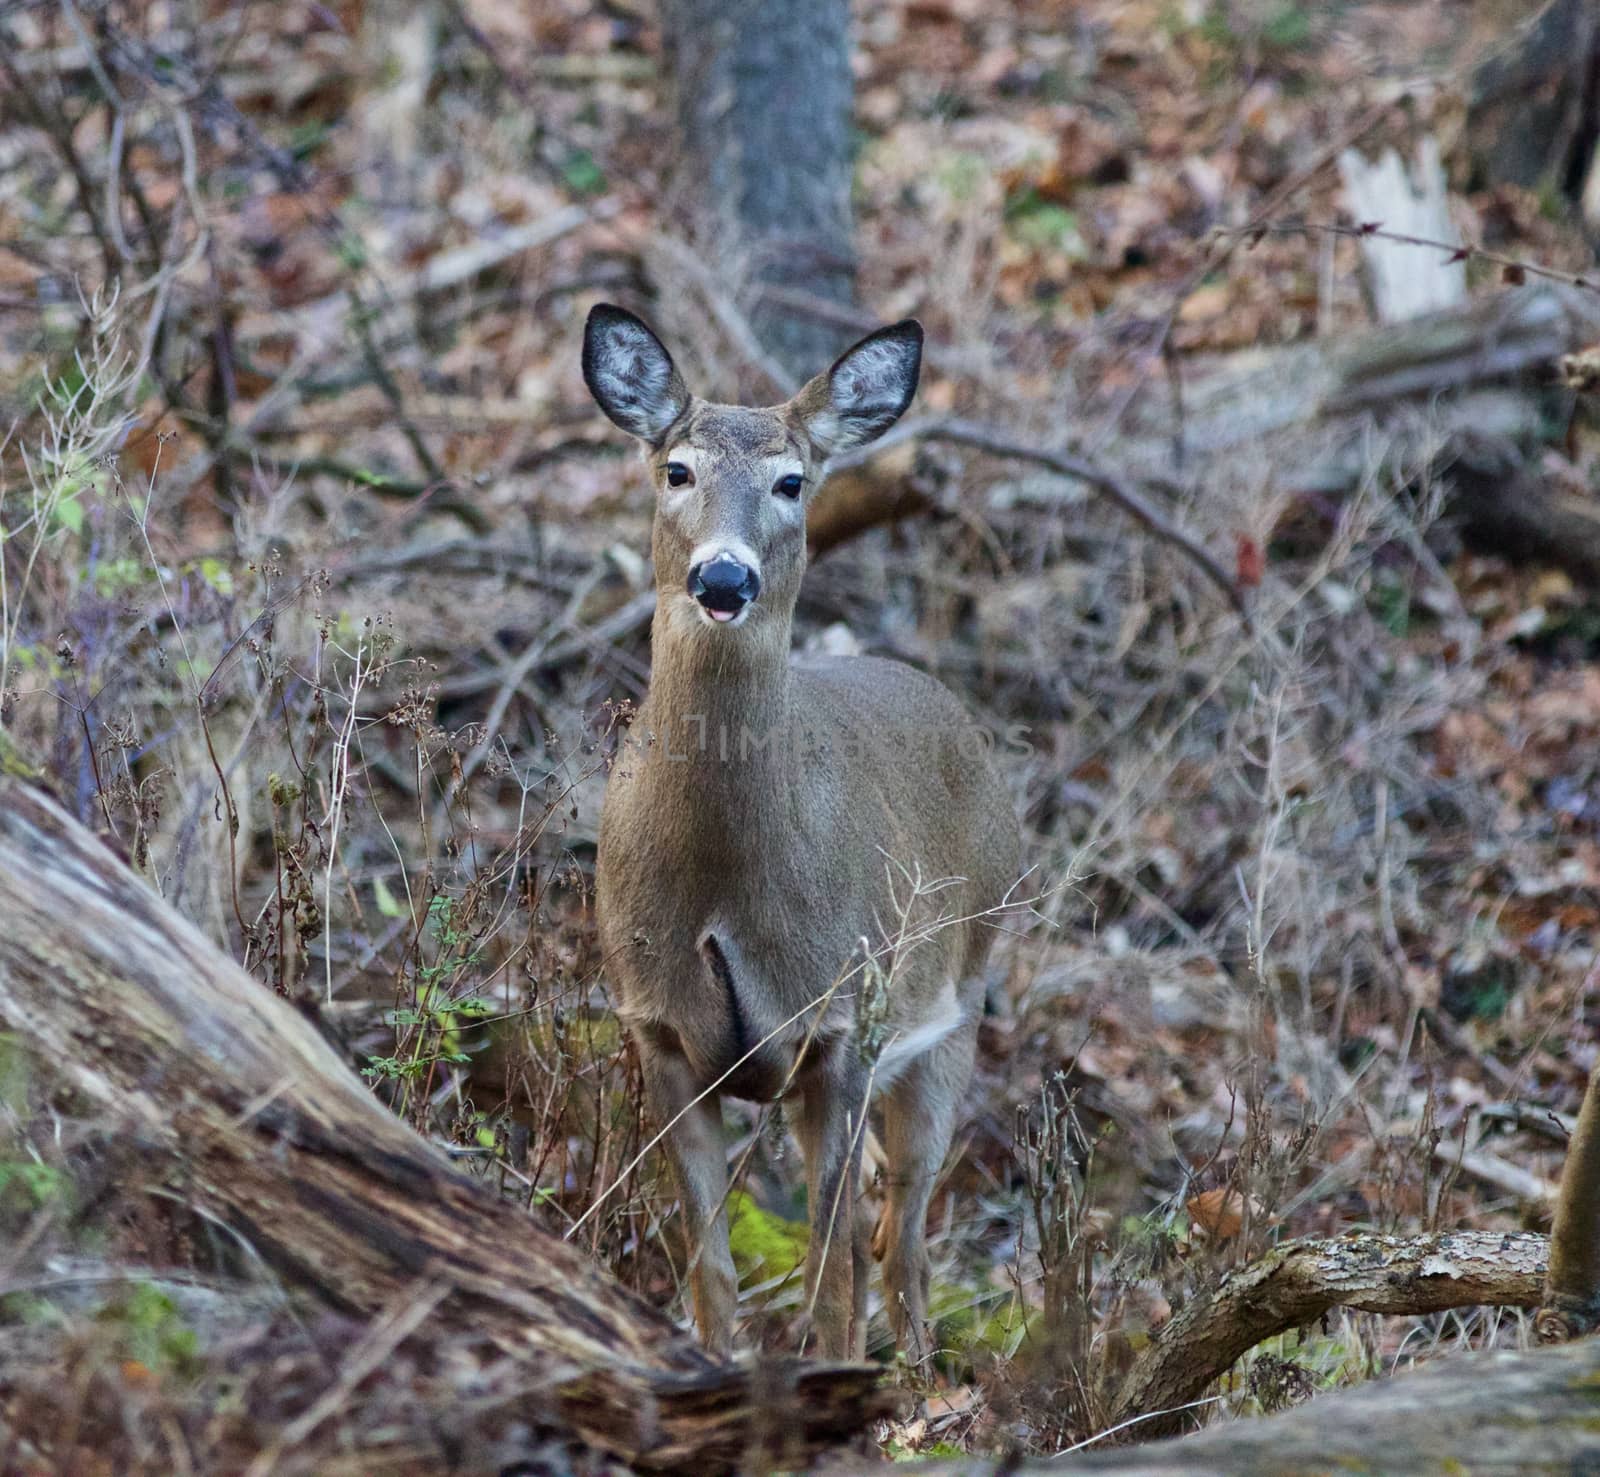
[582, 304, 691, 445]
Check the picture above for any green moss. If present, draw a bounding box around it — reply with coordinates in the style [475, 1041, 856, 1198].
[521, 1008, 625, 1058]
[726, 1190, 807, 1287]
[0, 1156, 66, 1219]
[1004, 190, 1088, 259]
[0, 731, 42, 781]
[886, 1437, 968, 1462]
[573, 1010, 624, 1055]
[97, 1282, 200, 1377]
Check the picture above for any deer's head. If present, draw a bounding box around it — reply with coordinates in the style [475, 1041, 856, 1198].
[583, 304, 922, 639]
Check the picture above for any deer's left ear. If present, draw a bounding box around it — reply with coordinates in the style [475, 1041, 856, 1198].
[791, 320, 923, 457]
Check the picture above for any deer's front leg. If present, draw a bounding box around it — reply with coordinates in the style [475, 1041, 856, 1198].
[796, 1047, 872, 1360]
[637, 1025, 738, 1359]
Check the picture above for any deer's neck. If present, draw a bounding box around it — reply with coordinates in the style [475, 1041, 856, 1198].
[638, 598, 795, 782]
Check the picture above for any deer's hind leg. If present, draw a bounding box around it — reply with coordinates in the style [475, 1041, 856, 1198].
[875, 1016, 978, 1367]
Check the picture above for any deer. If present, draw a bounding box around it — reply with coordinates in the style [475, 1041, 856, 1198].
[583, 302, 1019, 1364]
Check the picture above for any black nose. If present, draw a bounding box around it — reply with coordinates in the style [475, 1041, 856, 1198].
[688, 553, 760, 618]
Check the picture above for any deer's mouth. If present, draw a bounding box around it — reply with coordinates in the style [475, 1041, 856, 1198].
[690, 600, 754, 630]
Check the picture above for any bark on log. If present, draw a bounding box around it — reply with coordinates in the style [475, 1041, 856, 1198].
[0, 777, 891, 1472]
[939, 1339, 1600, 1473]
[1105, 1230, 1548, 1440]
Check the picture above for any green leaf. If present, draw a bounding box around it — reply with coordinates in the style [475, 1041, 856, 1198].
[197, 557, 234, 596]
[1004, 190, 1088, 258]
[52, 487, 85, 536]
[561, 150, 607, 196]
[373, 874, 406, 919]
[726, 1190, 807, 1286]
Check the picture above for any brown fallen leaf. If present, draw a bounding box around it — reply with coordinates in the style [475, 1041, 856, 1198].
[1186, 1187, 1273, 1240]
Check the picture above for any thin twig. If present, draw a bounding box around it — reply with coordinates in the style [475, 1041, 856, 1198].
[1229, 219, 1600, 295]
[830, 416, 1252, 623]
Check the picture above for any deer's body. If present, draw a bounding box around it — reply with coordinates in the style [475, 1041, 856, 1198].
[585, 306, 1019, 1362]
[602, 650, 1014, 1101]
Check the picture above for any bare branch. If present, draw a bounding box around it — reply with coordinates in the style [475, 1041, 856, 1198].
[1230, 220, 1600, 295]
[1110, 1230, 1548, 1438]
[830, 417, 1254, 623]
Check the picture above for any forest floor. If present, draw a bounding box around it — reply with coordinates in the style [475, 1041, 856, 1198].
[2, 0, 1600, 1467]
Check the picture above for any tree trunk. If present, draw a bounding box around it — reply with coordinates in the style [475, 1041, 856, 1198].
[658, 0, 857, 378]
[1467, 0, 1600, 200]
[0, 777, 891, 1473]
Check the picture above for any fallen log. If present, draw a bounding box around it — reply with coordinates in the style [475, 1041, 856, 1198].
[1129, 286, 1600, 586]
[1129, 284, 1580, 460]
[916, 1338, 1600, 1473]
[0, 777, 891, 1472]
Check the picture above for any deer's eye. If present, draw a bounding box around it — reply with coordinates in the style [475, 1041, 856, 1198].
[773, 473, 803, 499]
[665, 462, 692, 488]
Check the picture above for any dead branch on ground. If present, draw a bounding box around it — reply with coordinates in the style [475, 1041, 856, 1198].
[1107, 1230, 1548, 1439]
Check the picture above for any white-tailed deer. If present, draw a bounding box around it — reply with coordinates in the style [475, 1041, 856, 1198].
[584, 304, 1019, 1363]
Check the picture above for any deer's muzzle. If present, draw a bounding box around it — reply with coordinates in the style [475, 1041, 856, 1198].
[687, 552, 761, 622]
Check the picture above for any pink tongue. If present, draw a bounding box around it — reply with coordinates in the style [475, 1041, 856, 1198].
[710, 609, 736, 622]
